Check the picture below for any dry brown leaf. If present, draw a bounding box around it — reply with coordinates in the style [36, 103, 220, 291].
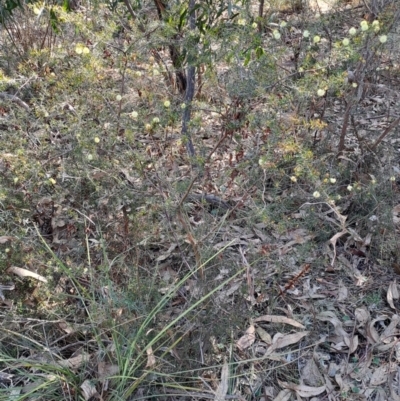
[57, 353, 90, 370]
[382, 314, 400, 343]
[368, 316, 387, 344]
[214, 360, 229, 401]
[269, 331, 309, 351]
[329, 229, 348, 265]
[278, 380, 325, 397]
[316, 311, 348, 338]
[343, 335, 359, 353]
[58, 321, 76, 334]
[156, 243, 178, 262]
[337, 280, 348, 301]
[393, 204, 400, 224]
[370, 365, 388, 386]
[81, 379, 98, 401]
[146, 346, 156, 368]
[389, 370, 400, 401]
[387, 281, 399, 310]
[272, 389, 292, 401]
[377, 340, 397, 352]
[0, 236, 14, 244]
[236, 325, 255, 351]
[301, 358, 324, 387]
[7, 266, 48, 283]
[355, 307, 370, 327]
[98, 361, 119, 379]
[254, 315, 305, 329]
[256, 326, 272, 345]
[324, 375, 335, 399]
[213, 238, 247, 250]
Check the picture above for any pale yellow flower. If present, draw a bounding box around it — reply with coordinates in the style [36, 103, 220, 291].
[273, 30, 281, 40]
[360, 20, 368, 31]
[349, 27, 357, 36]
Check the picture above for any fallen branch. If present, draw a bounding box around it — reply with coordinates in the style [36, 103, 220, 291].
[370, 116, 400, 152]
[0, 92, 30, 111]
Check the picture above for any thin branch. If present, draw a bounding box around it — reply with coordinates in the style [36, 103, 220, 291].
[370, 117, 400, 152]
[181, 0, 197, 158]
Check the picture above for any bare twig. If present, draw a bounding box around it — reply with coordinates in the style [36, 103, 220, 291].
[181, 0, 197, 158]
[0, 92, 30, 111]
[370, 117, 400, 152]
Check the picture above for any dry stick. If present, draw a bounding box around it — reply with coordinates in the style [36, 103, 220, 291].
[370, 116, 400, 152]
[181, 0, 197, 159]
[337, 100, 352, 156]
[258, 0, 265, 34]
[0, 92, 30, 111]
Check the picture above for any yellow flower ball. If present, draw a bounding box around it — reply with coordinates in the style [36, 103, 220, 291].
[349, 27, 357, 36]
[360, 20, 368, 31]
[273, 30, 281, 40]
